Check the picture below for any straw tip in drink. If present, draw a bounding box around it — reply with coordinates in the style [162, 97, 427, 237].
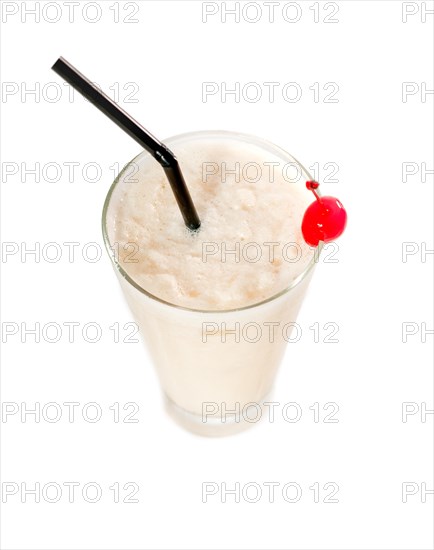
[188, 221, 201, 232]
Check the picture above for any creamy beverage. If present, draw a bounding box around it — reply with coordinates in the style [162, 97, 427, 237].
[103, 131, 321, 435]
[49, 59, 334, 435]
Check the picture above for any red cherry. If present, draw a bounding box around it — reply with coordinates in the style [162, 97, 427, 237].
[301, 181, 347, 246]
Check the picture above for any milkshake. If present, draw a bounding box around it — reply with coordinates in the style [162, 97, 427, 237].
[103, 131, 322, 435]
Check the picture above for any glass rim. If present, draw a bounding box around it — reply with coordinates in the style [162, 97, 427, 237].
[101, 129, 324, 314]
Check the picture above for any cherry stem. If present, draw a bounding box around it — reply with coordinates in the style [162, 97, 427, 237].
[311, 188, 322, 203]
[307, 181, 323, 204]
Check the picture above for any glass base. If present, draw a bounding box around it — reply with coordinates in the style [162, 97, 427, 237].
[164, 393, 272, 437]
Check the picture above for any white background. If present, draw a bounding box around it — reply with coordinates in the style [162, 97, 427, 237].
[0, 1, 433, 549]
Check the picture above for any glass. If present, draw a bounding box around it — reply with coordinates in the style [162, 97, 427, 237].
[102, 131, 323, 436]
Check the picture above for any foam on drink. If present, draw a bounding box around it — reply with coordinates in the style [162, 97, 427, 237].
[106, 133, 314, 310]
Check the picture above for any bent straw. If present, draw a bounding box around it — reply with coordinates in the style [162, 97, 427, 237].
[51, 57, 201, 230]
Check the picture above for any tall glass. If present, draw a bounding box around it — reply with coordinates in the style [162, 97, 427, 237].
[102, 131, 322, 436]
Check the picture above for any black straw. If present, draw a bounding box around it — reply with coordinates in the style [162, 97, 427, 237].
[51, 57, 201, 230]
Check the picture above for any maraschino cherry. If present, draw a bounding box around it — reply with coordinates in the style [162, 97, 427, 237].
[301, 181, 347, 246]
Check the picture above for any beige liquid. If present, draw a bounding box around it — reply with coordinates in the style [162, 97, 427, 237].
[104, 131, 317, 435]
